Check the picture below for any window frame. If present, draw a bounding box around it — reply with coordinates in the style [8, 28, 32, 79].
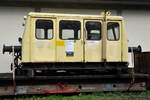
[59, 20, 81, 40]
[85, 21, 102, 41]
[35, 19, 54, 40]
[107, 22, 120, 41]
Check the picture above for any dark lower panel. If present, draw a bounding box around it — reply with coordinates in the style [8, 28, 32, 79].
[21, 62, 128, 70]
[134, 52, 150, 74]
[18, 62, 128, 76]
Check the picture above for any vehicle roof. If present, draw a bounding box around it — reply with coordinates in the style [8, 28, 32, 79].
[28, 12, 123, 20]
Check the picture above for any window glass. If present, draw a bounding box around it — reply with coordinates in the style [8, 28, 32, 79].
[107, 22, 120, 41]
[60, 20, 81, 40]
[36, 20, 53, 39]
[86, 21, 101, 40]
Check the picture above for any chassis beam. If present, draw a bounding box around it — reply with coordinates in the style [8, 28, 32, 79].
[0, 73, 148, 96]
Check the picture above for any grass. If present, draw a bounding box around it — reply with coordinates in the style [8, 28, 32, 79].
[6, 91, 150, 100]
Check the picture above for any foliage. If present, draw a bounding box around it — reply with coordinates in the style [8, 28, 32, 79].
[4, 91, 150, 100]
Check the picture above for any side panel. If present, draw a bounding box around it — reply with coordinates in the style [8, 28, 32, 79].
[106, 21, 122, 62]
[84, 20, 102, 62]
[22, 16, 31, 62]
[30, 17, 56, 62]
[122, 20, 128, 62]
[56, 18, 83, 62]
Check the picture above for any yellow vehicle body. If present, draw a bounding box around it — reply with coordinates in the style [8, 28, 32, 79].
[22, 12, 128, 63]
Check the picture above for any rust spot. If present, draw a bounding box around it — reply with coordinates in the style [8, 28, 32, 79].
[42, 83, 80, 94]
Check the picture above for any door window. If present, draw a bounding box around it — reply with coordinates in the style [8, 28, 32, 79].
[36, 20, 53, 39]
[85, 21, 101, 40]
[107, 22, 120, 41]
[59, 20, 81, 40]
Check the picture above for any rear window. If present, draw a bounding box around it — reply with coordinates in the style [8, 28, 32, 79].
[86, 21, 101, 40]
[107, 22, 120, 41]
[59, 20, 81, 40]
[36, 20, 53, 39]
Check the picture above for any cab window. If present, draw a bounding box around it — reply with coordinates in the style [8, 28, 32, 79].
[107, 22, 120, 41]
[60, 20, 81, 40]
[36, 20, 53, 39]
[86, 21, 101, 40]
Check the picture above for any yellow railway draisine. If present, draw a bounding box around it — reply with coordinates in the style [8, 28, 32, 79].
[3, 11, 134, 77]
